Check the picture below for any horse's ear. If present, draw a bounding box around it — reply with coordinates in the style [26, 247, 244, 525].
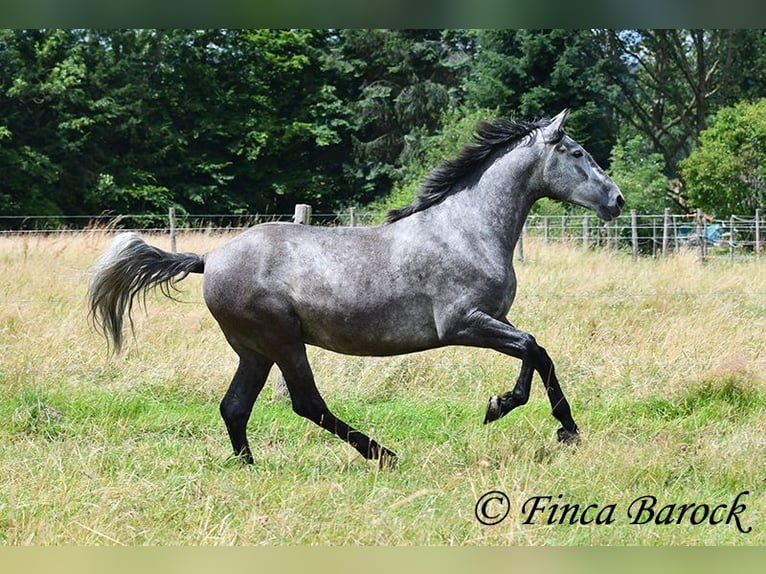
[543, 109, 569, 142]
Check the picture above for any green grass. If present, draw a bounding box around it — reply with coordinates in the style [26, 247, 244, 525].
[1, 232, 765, 544]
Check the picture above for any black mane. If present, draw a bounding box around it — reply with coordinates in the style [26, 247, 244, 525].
[386, 117, 555, 223]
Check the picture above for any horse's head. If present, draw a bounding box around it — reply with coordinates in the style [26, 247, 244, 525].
[539, 109, 624, 221]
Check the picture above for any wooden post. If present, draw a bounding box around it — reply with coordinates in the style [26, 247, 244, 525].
[169, 207, 177, 253]
[517, 220, 525, 263]
[756, 209, 762, 260]
[631, 210, 638, 262]
[349, 206, 357, 227]
[293, 203, 312, 225]
[696, 209, 705, 262]
[730, 215, 736, 261]
[275, 204, 313, 400]
[662, 208, 670, 258]
[543, 216, 550, 244]
[582, 214, 590, 251]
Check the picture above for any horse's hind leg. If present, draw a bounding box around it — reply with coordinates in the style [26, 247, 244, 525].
[220, 351, 274, 464]
[278, 345, 398, 467]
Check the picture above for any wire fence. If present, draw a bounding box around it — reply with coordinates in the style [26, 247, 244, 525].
[521, 208, 764, 262]
[1, 206, 763, 262]
[0, 209, 379, 233]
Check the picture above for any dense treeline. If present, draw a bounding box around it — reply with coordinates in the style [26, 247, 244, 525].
[1, 29, 766, 223]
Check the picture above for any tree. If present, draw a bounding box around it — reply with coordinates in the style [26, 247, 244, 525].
[602, 30, 717, 181]
[0, 29, 357, 217]
[6, 28, 766, 224]
[332, 29, 471, 201]
[88, 29, 353, 214]
[711, 30, 766, 108]
[0, 29, 88, 216]
[226, 29, 356, 211]
[608, 135, 672, 213]
[680, 98, 766, 217]
[600, 29, 766, 188]
[463, 29, 621, 166]
[368, 106, 494, 219]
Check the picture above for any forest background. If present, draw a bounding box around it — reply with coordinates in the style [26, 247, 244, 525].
[2, 29, 766, 225]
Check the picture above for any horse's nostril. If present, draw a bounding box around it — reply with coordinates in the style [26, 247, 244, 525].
[616, 194, 625, 208]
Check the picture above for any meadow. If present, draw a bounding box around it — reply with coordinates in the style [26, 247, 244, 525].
[1, 231, 764, 545]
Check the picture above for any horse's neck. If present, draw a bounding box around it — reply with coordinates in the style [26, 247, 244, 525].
[447, 151, 540, 252]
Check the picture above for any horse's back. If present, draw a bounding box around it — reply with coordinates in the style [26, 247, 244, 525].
[200, 222, 446, 355]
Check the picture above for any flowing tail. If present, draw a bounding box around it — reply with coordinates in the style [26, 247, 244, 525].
[88, 232, 205, 353]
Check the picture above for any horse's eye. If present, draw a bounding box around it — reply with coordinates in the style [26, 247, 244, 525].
[572, 150, 584, 158]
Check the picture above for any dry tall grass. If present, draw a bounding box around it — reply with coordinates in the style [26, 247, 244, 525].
[1, 231, 764, 544]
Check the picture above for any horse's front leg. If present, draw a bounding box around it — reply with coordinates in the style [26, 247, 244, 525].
[450, 310, 579, 443]
[531, 341, 580, 444]
[483, 361, 534, 423]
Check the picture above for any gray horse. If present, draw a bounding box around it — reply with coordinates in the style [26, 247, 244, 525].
[89, 109, 624, 467]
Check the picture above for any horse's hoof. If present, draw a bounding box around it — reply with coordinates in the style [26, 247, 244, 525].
[557, 427, 580, 444]
[483, 395, 502, 424]
[378, 449, 399, 470]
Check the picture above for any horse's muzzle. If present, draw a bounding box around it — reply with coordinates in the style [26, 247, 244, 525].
[598, 191, 625, 221]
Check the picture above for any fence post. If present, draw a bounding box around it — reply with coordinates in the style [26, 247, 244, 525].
[662, 208, 670, 258]
[543, 216, 550, 243]
[293, 203, 312, 225]
[517, 221, 525, 263]
[730, 215, 736, 261]
[696, 209, 706, 262]
[275, 203, 312, 401]
[349, 206, 357, 227]
[631, 210, 638, 262]
[582, 214, 590, 251]
[756, 209, 762, 260]
[168, 207, 177, 253]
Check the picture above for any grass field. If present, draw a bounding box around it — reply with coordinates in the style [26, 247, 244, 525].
[1, 231, 764, 545]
